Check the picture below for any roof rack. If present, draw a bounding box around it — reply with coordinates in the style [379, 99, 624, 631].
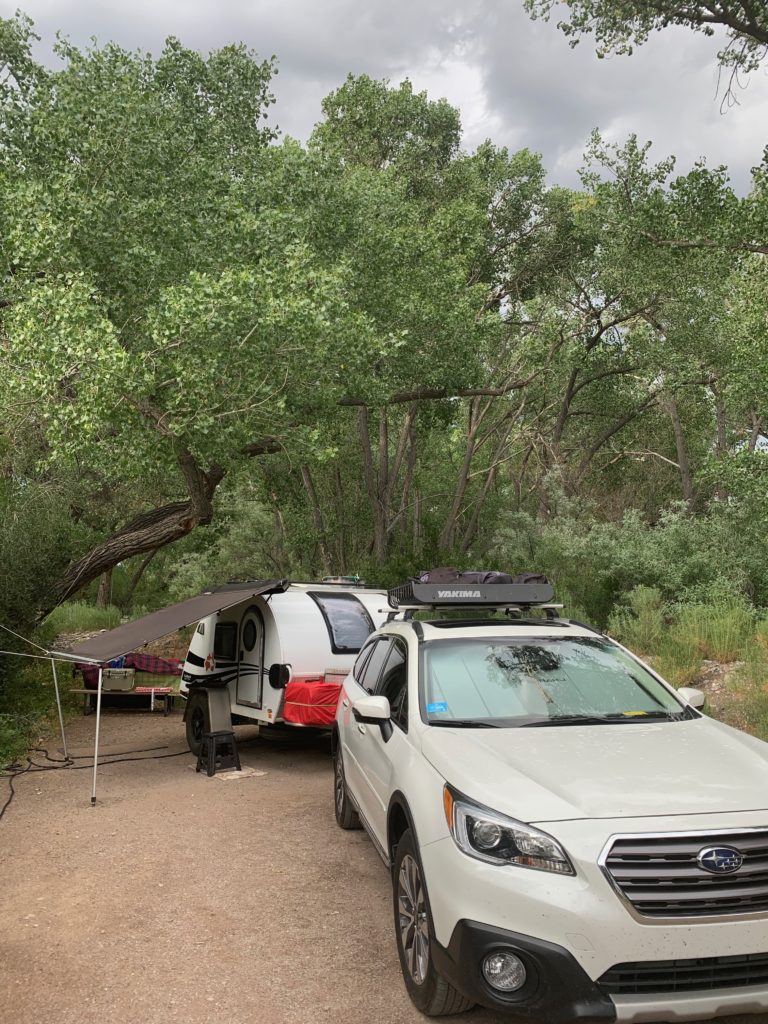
[388, 580, 556, 611]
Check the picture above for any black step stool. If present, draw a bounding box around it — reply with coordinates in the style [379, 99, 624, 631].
[196, 730, 241, 777]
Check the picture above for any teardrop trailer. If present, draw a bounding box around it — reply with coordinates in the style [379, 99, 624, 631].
[180, 579, 390, 755]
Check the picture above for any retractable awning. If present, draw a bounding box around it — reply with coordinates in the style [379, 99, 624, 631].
[46, 579, 289, 806]
[52, 579, 288, 665]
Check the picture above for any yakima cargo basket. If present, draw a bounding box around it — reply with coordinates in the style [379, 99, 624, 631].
[388, 580, 555, 609]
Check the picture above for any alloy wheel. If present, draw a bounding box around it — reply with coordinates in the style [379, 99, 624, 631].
[398, 853, 430, 985]
[335, 752, 345, 814]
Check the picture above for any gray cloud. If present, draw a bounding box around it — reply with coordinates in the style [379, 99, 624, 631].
[4, 0, 766, 191]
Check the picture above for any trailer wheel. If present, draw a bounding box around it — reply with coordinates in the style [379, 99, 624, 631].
[334, 745, 361, 830]
[185, 692, 210, 757]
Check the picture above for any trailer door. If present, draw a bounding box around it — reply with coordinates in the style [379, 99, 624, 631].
[235, 607, 264, 708]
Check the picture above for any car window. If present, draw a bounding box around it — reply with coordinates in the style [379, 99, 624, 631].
[357, 638, 392, 694]
[308, 592, 375, 654]
[376, 638, 408, 731]
[353, 641, 375, 683]
[421, 636, 687, 727]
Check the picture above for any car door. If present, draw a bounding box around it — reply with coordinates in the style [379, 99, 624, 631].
[352, 637, 410, 849]
[235, 606, 264, 708]
[340, 636, 393, 824]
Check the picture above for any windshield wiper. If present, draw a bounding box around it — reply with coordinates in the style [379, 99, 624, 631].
[428, 719, 499, 728]
[521, 712, 680, 727]
[520, 714, 622, 727]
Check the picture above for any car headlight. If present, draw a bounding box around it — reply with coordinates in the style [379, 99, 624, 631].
[443, 786, 575, 875]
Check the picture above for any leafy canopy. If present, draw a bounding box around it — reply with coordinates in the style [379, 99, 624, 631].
[523, 1, 768, 76]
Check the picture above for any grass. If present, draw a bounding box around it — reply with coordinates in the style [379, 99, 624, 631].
[2, 600, 123, 766]
[0, 655, 80, 767]
[42, 601, 122, 636]
[606, 587, 768, 740]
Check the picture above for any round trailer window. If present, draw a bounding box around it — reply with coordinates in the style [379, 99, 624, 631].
[242, 619, 257, 652]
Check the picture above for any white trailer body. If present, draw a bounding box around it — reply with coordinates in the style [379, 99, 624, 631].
[180, 582, 389, 750]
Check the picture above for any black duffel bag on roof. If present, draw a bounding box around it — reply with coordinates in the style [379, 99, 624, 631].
[415, 567, 549, 586]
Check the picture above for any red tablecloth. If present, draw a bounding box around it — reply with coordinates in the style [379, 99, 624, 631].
[282, 679, 342, 726]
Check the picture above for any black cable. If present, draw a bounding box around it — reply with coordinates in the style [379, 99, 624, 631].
[0, 762, 33, 823]
[24, 750, 190, 772]
[1, 747, 191, 823]
[32, 744, 169, 762]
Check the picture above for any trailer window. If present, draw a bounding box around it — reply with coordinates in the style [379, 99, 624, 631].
[309, 592, 375, 654]
[214, 622, 237, 662]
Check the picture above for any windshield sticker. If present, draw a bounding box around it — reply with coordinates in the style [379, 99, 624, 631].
[427, 701, 449, 714]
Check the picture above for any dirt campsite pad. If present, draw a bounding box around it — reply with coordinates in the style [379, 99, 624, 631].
[1, 710, 766, 1024]
[0, 710, 507, 1024]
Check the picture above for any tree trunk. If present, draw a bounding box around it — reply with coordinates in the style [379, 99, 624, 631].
[122, 550, 157, 609]
[50, 451, 225, 612]
[358, 407, 388, 562]
[95, 569, 112, 608]
[300, 464, 332, 574]
[439, 400, 481, 551]
[661, 395, 695, 506]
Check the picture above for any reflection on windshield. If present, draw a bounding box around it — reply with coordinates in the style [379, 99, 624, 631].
[422, 637, 688, 728]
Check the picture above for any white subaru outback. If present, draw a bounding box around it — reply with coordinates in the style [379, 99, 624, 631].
[332, 580, 768, 1022]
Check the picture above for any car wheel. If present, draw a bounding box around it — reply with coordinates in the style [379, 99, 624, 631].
[393, 828, 474, 1016]
[334, 744, 361, 830]
[185, 692, 209, 757]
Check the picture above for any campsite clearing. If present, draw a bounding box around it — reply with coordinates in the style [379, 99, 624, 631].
[0, 710, 507, 1024]
[1, 710, 766, 1024]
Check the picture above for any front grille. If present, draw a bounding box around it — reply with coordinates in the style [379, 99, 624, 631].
[603, 831, 768, 918]
[599, 953, 768, 994]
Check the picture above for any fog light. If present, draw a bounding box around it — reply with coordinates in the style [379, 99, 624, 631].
[482, 951, 527, 992]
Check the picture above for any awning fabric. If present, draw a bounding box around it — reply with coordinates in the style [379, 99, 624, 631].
[52, 580, 287, 665]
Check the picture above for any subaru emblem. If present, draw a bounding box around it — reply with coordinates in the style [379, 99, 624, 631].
[696, 846, 744, 874]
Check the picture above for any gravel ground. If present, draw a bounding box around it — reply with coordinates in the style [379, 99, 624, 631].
[1, 709, 766, 1024]
[0, 709, 510, 1024]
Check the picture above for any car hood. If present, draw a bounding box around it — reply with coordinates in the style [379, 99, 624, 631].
[419, 717, 768, 823]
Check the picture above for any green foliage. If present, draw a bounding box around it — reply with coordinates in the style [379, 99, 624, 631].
[523, 1, 768, 76]
[607, 586, 665, 653]
[0, 480, 84, 633]
[607, 584, 756, 688]
[0, 655, 79, 767]
[42, 602, 122, 637]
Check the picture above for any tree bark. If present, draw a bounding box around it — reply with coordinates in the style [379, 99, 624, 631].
[95, 569, 112, 608]
[661, 394, 695, 506]
[51, 451, 225, 610]
[300, 464, 332, 574]
[122, 550, 157, 610]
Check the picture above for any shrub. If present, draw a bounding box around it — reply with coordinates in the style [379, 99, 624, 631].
[42, 601, 121, 637]
[607, 586, 665, 654]
[671, 596, 754, 663]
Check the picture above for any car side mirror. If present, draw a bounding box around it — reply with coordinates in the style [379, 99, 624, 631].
[352, 695, 391, 724]
[269, 663, 291, 689]
[677, 686, 705, 709]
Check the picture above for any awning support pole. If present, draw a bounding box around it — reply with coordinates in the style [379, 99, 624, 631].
[91, 666, 103, 806]
[50, 657, 68, 762]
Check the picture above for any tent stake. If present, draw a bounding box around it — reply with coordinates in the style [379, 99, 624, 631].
[91, 667, 103, 806]
[50, 657, 68, 762]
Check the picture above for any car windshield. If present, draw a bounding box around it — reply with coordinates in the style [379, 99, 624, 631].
[421, 636, 690, 727]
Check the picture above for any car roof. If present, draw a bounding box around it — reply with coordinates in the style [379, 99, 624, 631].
[378, 619, 601, 642]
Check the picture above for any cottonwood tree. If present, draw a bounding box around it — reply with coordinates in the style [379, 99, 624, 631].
[523, 1, 768, 92]
[0, 16, 374, 608]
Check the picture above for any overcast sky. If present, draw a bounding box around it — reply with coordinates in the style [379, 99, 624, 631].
[4, 0, 767, 192]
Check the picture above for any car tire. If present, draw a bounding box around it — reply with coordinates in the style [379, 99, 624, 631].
[334, 744, 361, 830]
[392, 828, 474, 1016]
[185, 691, 210, 757]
